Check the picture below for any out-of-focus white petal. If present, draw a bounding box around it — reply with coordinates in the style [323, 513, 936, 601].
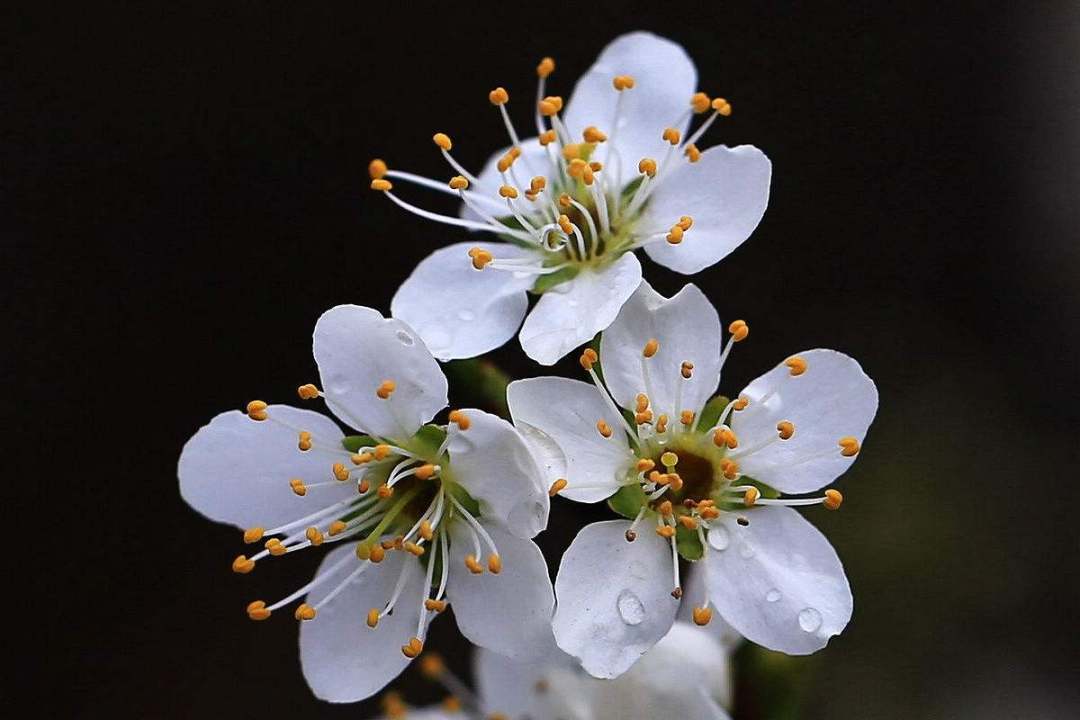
[599, 281, 721, 417]
[519, 252, 642, 365]
[552, 520, 678, 678]
[447, 520, 555, 661]
[313, 305, 448, 439]
[642, 145, 771, 275]
[462, 137, 554, 223]
[391, 242, 533, 361]
[446, 409, 549, 539]
[677, 565, 744, 652]
[730, 349, 878, 494]
[705, 506, 852, 655]
[299, 546, 425, 703]
[564, 32, 697, 184]
[178, 406, 350, 529]
[507, 377, 635, 503]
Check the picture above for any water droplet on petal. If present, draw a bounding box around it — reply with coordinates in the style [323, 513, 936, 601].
[567, 298, 579, 309]
[456, 309, 476, 322]
[739, 542, 756, 559]
[422, 328, 452, 353]
[708, 526, 730, 551]
[326, 374, 350, 395]
[765, 589, 782, 603]
[798, 607, 823, 633]
[616, 590, 645, 626]
[395, 330, 414, 346]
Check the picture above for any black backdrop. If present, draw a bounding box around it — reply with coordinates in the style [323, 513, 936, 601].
[7, 1, 1079, 717]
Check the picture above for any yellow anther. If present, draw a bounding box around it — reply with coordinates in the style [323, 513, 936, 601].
[368, 158, 388, 179]
[417, 521, 434, 542]
[712, 97, 732, 115]
[404, 541, 425, 557]
[638, 158, 657, 177]
[370, 178, 393, 192]
[448, 409, 471, 430]
[700, 506, 721, 519]
[537, 56, 555, 78]
[729, 320, 749, 342]
[583, 126, 608, 143]
[643, 338, 659, 357]
[488, 553, 502, 574]
[558, 192, 572, 208]
[557, 214, 574, 235]
[381, 539, 395, 550]
[497, 152, 517, 173]
[659, 500, 673, 517]
[357, 478, 371, 494]
[401, 637, 424, 658]
[366, 608, 380, 627]
[305, 527, 325, 546]
[247, 600, 271, 621]
[377, 484, 394, 500]
[414, 463, 437, 480]
[567, 157, 588, 177]
[824, 489, 844, 510]
[636, 393, 650, 413]
[297, 383, 319, 400]
[690, 92, 712, 114]
[383, 692, 407, 720]
[352, 452, 373, 465]
[612, 74, 635, 90]
[786, 356, 808, 376]
[529, 176, 547, 193]
[721, 458, 740, 480]
[662, 127, 681, 145]
[549, 478, 568, 496]
[680, 410, 696, 426]
[656, 525, 676, 538]
[733, 396, 749, 411]
[596, 420, 613, 438]
[538, 96, 563, 116]
[419, 652, 445, 678]
[693, 606, 713, 626]
[839, 436, 861, 457]
[650, 470, 668, 486]
[297, 431, 313, 451]
[369, 545, 386, 563]
[677, 516, 699, 530]
[328, 520, 347, 536]
[467, 247, 494, 270]
[333, 462, 350, 481]
[489, 86, 509, 105]
[743, 487, 760, 506]
[684, 143, 702, 163]
[294, 603, 317, 621]
[376, 380, 396, 399]
[498, 185, 519, 199]
[579, 347, 598, 371]
[373, 444, 393, 461]
[465, 555, 484, 574]
[442, 696, 462, 712]
[589, 161, 603, 172]
[289, 478, 307, 497]
[582, 165, 595, 185]
[425, 598, 447, 613]
[232, 555, 255, 574]
[449, 175, 469, 190]
[635, 410, 653, 425]
[713, 428, 739, 449]
[777, 421, 795, 440]
[433, 132, 452, 150]
[246, 400, 268, 421]
[677, 216, 694, 231]
[243, 527, 265, 544]
[265, 538, 287, 556]
[661, 451, 679, 468]
[656, 414, 669, 433]
[539, 129, 557, 146]
[636, 458, 656, 473]
[666, 225, 684, 244]
[681, 361, 695, 379]
[668, 472, 684, 491]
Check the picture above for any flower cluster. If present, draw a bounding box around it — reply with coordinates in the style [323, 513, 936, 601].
[178, 31, 878, 715]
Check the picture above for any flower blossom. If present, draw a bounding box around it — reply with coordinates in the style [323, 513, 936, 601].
[506, 282, 878, 677]
[374, 31, 771, 365]
[178, 305, 553, 702]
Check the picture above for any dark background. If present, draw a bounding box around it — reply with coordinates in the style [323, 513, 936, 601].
[7, 1, 1079, 717]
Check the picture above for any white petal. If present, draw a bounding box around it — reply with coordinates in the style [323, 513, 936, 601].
[519, 252, 642, 366]
[599, 281, 721, 418]
[462, 137, 556, 223]
[642, 145, 771, 275]
[178, 406, 350, 529]
[677, 566, 744, 653]
[507, 377, 634, 503]
[564, 32, 697, 184]
[446, 409, 549, 539]
[391, 242, 534, 360]
[447, 520, 555, 661]
[730, 348, 878, 493]
[552, 520, 678, 678]
[705, 506, 852, 655]
[474, 647, 555, 720]
[299, 545, 425, 703]
[313, 305, 448, 439]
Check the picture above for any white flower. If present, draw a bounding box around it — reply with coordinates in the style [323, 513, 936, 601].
[506, 282, 878, 677]
[178, 305, 554, 703]
[374, 31, 771, 365]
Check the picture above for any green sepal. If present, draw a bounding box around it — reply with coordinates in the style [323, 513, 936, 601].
[607, 482, 647, 519]
[531, 265, 581, 294]
[676, 524, 705, 561]
[412, 424, 447, 457]
[342, 435, 377, 452]
[695, 395, 731, 432]
[448, 482, 481, 517]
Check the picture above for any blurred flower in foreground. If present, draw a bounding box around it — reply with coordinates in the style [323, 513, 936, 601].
[507, 282, 878, 677]
[377, 31, 771, 365]
[178, 305, 553, 702]
[375, 618, 736, 720]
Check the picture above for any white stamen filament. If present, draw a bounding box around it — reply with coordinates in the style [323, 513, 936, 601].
[386, 190, 531, 241]
[266, 551, 357, 612]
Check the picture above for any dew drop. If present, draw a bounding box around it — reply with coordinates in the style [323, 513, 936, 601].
[765, 589, 782, 603]
[616, 590, 645, 626]
[798, 607, 823, 633]
[456, 309, 476, 322]
[708, 526, 730, 551]
[395, 330, 414, 346]
[739, 543, 756, 559]
[326, 374, 350, 395]
[567, 298, 579, 309]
